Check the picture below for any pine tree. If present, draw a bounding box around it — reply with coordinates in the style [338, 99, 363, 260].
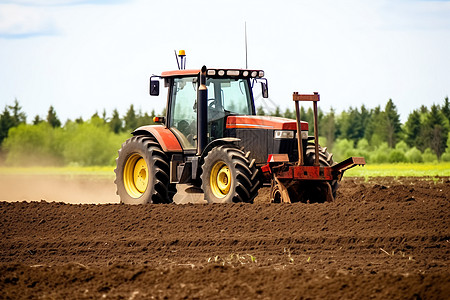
[124, 104, 138, 132]
[442, 96, 450, 122]
[273, 106, 282, 117]
[317, 107, 324, 133]
[102, 109, 107, 122]
[109, 109, 122, 134]
[305, 107, 314, 126]
[150, 109, 156, 121]
[0, 107, 14, 145]
[0, 100, 27, 145]
[403, 110, 422, 148]
[336, 107, 365, 145]
[256, 105, 265, 116]
[9, 99, 26, 125]
[283, 108, 295, 119]
[423, 104, 449, 159]
[384, 99, 402, 148]
[364, 106, 378, 142]
[46, 106, 61, 128]
[32, 115, 43, 125]
[321, 108, 336, 150]
[137, 112, 153, 127]
[360, 105, 371, 135]
[419, 105, 428, 114]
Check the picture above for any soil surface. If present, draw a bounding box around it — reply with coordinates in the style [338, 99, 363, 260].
[0, 176, 449, 299]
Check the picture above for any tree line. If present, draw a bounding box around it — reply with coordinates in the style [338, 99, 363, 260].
[259, 97, 450, 163]
[0, 101, 159, 166]
[0, 97, 449, 166]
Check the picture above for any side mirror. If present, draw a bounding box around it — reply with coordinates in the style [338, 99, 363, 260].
[261, 82, 269, 98]
[149, 78, 160, 96]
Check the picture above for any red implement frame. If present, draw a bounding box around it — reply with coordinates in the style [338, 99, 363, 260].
[269, 155, 366, 181]
[293, 92, 320, 166]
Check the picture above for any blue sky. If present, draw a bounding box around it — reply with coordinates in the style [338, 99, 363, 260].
[0, 0, 449, 123]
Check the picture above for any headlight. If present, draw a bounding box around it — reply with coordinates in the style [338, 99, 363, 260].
[227, 70, 240, 76]
[274, 130, 294, 139]
[295, 131, 309, 140]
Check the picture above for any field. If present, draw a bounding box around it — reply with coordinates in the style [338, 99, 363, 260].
[0, 167, 449, 299]
[344, 162, 450, 177]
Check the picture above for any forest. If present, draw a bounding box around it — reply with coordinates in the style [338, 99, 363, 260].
[0, 97, 449, 167]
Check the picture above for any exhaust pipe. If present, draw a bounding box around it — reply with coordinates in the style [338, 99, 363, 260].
[197, 65, 208, 155]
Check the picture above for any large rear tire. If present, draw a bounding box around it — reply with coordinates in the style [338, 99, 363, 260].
[114, 135, 172, 204]
[201, 145, 260, 203]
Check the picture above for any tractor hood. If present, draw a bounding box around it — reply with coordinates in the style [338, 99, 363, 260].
[226, 115, 308, 131]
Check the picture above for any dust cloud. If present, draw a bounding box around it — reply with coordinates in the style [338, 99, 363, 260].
[0, 174, 119, 204]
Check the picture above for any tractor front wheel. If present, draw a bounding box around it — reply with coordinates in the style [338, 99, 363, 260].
[201, 145, 260, 203]
[115, 135, 172, 204]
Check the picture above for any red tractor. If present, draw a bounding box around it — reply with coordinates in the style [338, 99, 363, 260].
[115, 52, 364, 204]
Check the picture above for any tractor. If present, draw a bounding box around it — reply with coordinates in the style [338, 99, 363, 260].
[114, 51, 365, 204]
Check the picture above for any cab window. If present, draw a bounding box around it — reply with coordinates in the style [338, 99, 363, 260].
[169, 77, 197, 149]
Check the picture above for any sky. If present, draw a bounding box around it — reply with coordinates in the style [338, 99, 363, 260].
[0, 0, 449, 124]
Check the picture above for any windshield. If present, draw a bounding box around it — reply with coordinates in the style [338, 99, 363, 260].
[168, 76, 254, 150]
[206, 78, 252, 115]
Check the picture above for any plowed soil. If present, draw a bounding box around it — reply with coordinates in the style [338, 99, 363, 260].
[0, 176, 449, 299]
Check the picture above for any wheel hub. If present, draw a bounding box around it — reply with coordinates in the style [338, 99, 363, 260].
[124, 154, 148, 198]
[210, 162, 231, 198]
[133, 158, 148, 193]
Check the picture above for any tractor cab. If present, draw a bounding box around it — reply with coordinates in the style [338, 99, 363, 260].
[150, 68, 268, 152]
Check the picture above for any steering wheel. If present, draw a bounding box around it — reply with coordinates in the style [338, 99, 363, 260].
[208, 98, 216, 109]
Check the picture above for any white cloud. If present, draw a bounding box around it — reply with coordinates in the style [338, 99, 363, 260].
[381, 0, 450, 30]
[0, 4, 56, 38]
[0, 0, 129, 38]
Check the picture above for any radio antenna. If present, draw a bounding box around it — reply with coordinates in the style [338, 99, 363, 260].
[245, 22, 248, 69]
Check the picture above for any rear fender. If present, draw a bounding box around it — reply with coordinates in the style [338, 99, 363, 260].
[132, 125, 182, 153]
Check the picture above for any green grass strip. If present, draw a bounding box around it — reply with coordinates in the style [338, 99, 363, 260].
[345, 163, 450, 177]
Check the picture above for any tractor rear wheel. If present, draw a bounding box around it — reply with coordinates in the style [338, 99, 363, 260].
[201, 145, 260, 203]
[115, 135, 172, 204]
[303, 144, 338, 202]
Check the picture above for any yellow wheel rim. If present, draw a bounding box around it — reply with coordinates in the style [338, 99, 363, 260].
[210, 161, 231, 198]
[123, 154, 148, 198]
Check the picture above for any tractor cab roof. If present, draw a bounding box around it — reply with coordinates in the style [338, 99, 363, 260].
[161, 68, 264, 79]
[161, 69, 200, 77]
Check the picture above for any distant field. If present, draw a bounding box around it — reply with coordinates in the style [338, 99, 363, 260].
[344, 162, 450, 177]
[1, 163, 449, 178]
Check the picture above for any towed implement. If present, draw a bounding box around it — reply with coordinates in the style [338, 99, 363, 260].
[265, 92, 365, 203]
[115, 51, 365, 204]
